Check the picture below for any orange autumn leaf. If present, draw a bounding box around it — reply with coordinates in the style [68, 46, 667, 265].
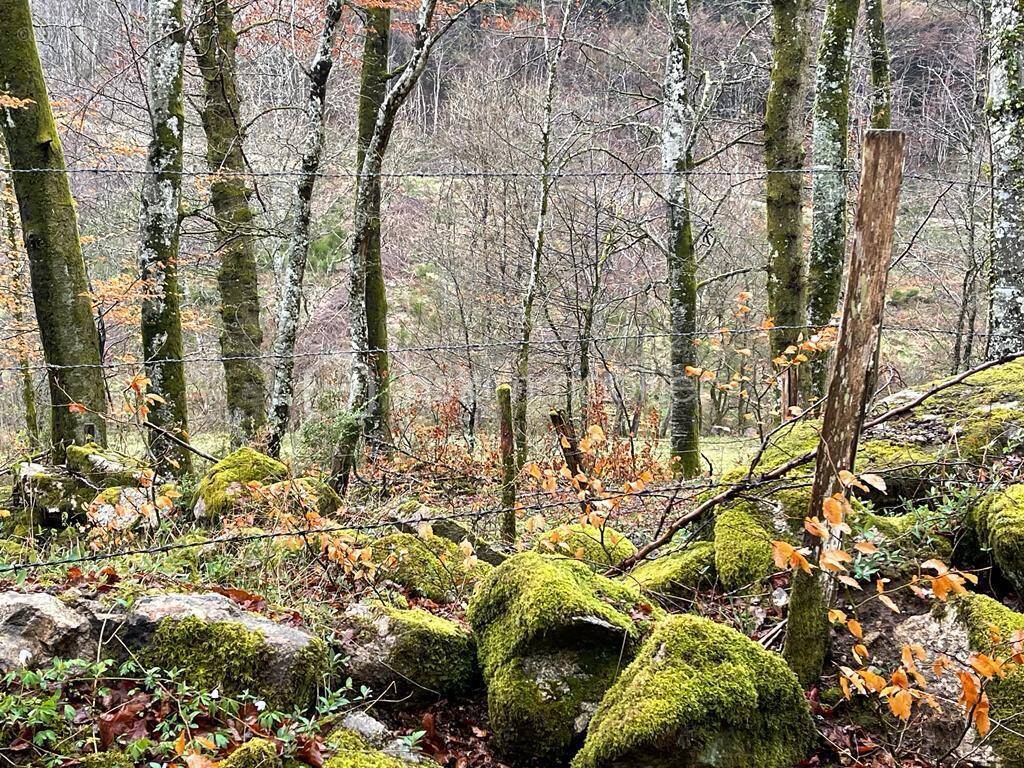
[888, 688, 913, 720]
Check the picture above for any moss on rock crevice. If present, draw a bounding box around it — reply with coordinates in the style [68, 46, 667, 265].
[969, 485, 1024, 593]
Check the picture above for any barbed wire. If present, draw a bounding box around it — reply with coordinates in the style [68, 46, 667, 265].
[0, 322, 1004, 375]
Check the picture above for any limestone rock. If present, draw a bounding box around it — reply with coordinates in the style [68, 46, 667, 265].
[0, 591, 96, 672]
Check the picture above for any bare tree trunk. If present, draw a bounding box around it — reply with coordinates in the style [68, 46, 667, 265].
[0, 0, 108, 458]
[139, 0, 190, 475]
[512, 0, 572, 469]
[807, 0, 859, 398]
[663, 0, 701, 478]
[192, 0, 267, 445]
[987, 0, 1024, 358]
[765, 0, 813, 415]
[784, 131, 905, 687]
[265, 0, 345, 458]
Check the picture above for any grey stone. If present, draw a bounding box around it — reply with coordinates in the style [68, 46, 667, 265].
[0, 591, 96, 672]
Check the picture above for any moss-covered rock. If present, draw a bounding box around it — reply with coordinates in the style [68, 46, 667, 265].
[65, 443, 147, 487]
[339, 602, 477, 698]
[969, 486, 1024, 593]
[12, 461, 88, 527]
[264, 476, 342, 516]
[372, 532, 490, 603]
[533, 523, 637, 571]
[193, 447, 288, 519]
[74, 752, 133, 768]
[626, 541, 716, 597]
[391, 498, 508, 566]
[221, 739, 282, 768]
[125, 593, 329, 709]
[713, 502, 775, 592]
[468, 552, 658, 762]
[324, 728, 407, 768]
[572, 614, 814, 768]
[954, 593, 1024, 765]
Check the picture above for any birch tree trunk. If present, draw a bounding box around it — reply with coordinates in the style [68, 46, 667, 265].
[663, 0, 700, 478]
[0, 0, 108, 458]
[512, 0, 572, 469]
[987, 0, 1024, 358]
[264, 0, 345, 458]
[139, 0, 190, 475]
[192, 0, 267, 445]
[806, 0, 859, 398]
[765, 0, 813, 414]
[358, 7, 392, 444]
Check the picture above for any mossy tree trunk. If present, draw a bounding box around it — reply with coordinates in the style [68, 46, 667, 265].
[784, 131, 904, 687]
[765, 0, 813, 414]
[192, 0, 267, 445]
[1, 136, 41, 447]
[864, 0, 892, 130]
[265, 0, 346, 458]
[512, 1, 572, 469]
[497, 383, 516, 543]
[0, 0, 107, 458]
[987, 0, 1024, 358]
[139, 0, 190, 475]
[807, 0, 859, 398]
[663, 0, 700, 478]
[358, 7, 392, 446]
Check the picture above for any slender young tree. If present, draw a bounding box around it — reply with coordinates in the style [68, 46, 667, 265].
[357, 6, 393, 444]
[192, 0, 267, 445]
[265, 0, 346, 457]
[864, 0, 891, 130]
[511, 0, 572, 469]
[139, 0, 191, 474]
[987, 0, 1024, 358]
[345, 0, 472, 455]
[0, 0, 107, 457]
[764, 0, 813, 413]
[1, 137, 40, 447]
[806, 0, 859, 398]
[663, 0, 700, 477]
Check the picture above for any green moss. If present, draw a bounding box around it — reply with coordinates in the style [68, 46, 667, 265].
[955, 593, 1024, 765]
[194, 447, 287, 519]
[323, 728, 405, 768]
[221, 739, 281, 768]
[143, 616, 328, 708]
[970, 486, 1024, 594]
[533, 523, 637, 571]
[264, 477, 342, 516]
[627, 540, 716, 596]
[468, 551, 654, 676]
[572, 614, 814, 768]
[714, 502, 774, 592]
[782, 569, 830, 687]
[65, 443, 145, 487]
[372, 532, 490, 603]
[74, 752, 133, 768]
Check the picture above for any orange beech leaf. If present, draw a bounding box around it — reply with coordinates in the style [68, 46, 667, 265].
[855, 540, 879, 555]
[828, 609, 848, 625]
[878, 594, 901, 614]
[847, 619, 864, 639]
[969, 653, 1004, 680]
[888, 689, 913, 720]
[975, 693, 992, 736]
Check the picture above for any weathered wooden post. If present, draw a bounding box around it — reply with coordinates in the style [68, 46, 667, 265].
[783, 129, 906, 686]
[497, 384, 517, 543]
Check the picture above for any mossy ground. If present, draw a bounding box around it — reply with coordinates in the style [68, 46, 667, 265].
[371, 532, 490, 603]
[533, 523, 637, 571]
[572, 614, 814, 768]
[221, 739, 281, 768]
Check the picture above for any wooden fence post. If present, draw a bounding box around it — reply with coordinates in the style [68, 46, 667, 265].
[497, 384, 517, 543]
[783, 130, 906, 686]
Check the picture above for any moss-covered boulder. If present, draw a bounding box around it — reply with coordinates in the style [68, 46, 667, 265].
[391, 499, 508, 565]
[969, 486, 1024, 593]
[221, 739, 281, 768]
[467, 552, 658, 763]
[12, 461, 88, 527]
[65, 443, 147, 487]
[572, 614, 814, 768]
[324, 728, 408, 768]
[264, 476, 342, 516]
[339, 602, 477, 698]
[371, 532, 490, 603]
[713, 502, 775, 592]
[117, 592, 329, 709]
[193, 447, 288, 519]
[534, 523, 637, 571]
[955, 593, 1024, 765]
[626, 541, 716, 597]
